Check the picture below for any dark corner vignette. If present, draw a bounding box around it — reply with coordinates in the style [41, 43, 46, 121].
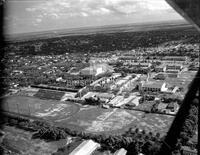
[0, 0, 199, 155]
[157, 0, 200, 155]
[0, 1, 6, 127]
[0, 4, 6, 151]
[0, 3, 6, 155]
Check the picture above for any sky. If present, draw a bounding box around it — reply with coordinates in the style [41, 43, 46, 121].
[4, 0, 185, 34]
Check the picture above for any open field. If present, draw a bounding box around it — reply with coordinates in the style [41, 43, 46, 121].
[1, 95, 80, 121]
[1, 126, 69, 155]
[63, 108, 174, 135]
[2, 96, 174, 136]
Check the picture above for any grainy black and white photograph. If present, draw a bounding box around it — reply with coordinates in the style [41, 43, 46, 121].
[0, 0, 199, 155]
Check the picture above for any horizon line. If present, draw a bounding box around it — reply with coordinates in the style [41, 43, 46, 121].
[5, 19, 188, 37]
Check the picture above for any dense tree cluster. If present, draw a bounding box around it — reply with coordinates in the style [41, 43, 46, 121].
[4, 27, 200, 57]
[139, 95, 155, 104]
[179, 98, 198, 146]
[34, 89, 66, 100]
[115, 67, 149, 74]
[2, 114, 164, 155]
[161, 96, 182, 105]
[84, 97, 101, 106]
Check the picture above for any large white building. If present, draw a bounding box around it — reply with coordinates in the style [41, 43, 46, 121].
[139, 81, 168, 92]
[80, 63, 113, 76]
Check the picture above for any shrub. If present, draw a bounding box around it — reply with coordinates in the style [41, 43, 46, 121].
[8, 119, 18, 126]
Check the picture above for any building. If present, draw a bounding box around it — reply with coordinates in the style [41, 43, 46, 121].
[61, 92, 77, 101]
[181, 146, 197, 155]
[130, 62, 152, 69]
[94, 93, 115, 103]
[153, 73, 167, 80]
[69, 140, 100, 155]
[90, 56, 118, 64]
[161, 56, 188, 64]
[139, 81, 168, 92]
[80, 63, 113, 77]
[165, 64, 183, 78]
[115, 95, 136, 107]
[109, 96, 124, 106]
[120, 74, 141, 92]
[154, 64, 167, 72]
[166, 64, 183, 71]
[115, 75, 132, 87]
[90, 73, 121, 87]
[114, 148, 127, 155]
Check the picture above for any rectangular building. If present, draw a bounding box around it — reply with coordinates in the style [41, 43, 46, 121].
[140, 81, 168, 92]
[69, 140, 100, 155]
[114, 148, 127, 155]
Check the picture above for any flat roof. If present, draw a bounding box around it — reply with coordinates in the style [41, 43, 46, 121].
[142, 81, 165, 89]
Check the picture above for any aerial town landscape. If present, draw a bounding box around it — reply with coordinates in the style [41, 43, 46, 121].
[0, 19, 199, 155]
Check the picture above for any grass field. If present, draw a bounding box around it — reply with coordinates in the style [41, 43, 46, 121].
[2, 95, 174, 136]
[1, 126, 69, 155]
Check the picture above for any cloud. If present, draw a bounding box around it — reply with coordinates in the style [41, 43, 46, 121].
[25, 8, 36, 12]
[36, 18, 42, 23]
[6, 0, 184, 34]
[25, 0, 174, 20]
[81, 12, 88, 17]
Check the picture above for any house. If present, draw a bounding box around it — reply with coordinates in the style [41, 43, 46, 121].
[139, 81, 168, 92]
[69, 140, 100, 155]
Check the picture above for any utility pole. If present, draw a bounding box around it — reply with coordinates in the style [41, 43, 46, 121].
[28, 103, 31, 116]
[16, 103, 19, 114]
[6, 102, 9, 112]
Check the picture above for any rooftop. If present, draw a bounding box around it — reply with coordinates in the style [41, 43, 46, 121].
[69, 140, 100, 155]
[142, 81, 165, 89]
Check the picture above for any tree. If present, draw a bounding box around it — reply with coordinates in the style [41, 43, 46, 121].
[135, 128, 139, 134]
[127, 141, 140, 155]
[155, 133, 160, 140]
[142, 140, 154, 155]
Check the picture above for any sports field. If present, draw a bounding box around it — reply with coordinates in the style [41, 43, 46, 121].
[2, 95, 80, 121]
[2, 95, 174, 135]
